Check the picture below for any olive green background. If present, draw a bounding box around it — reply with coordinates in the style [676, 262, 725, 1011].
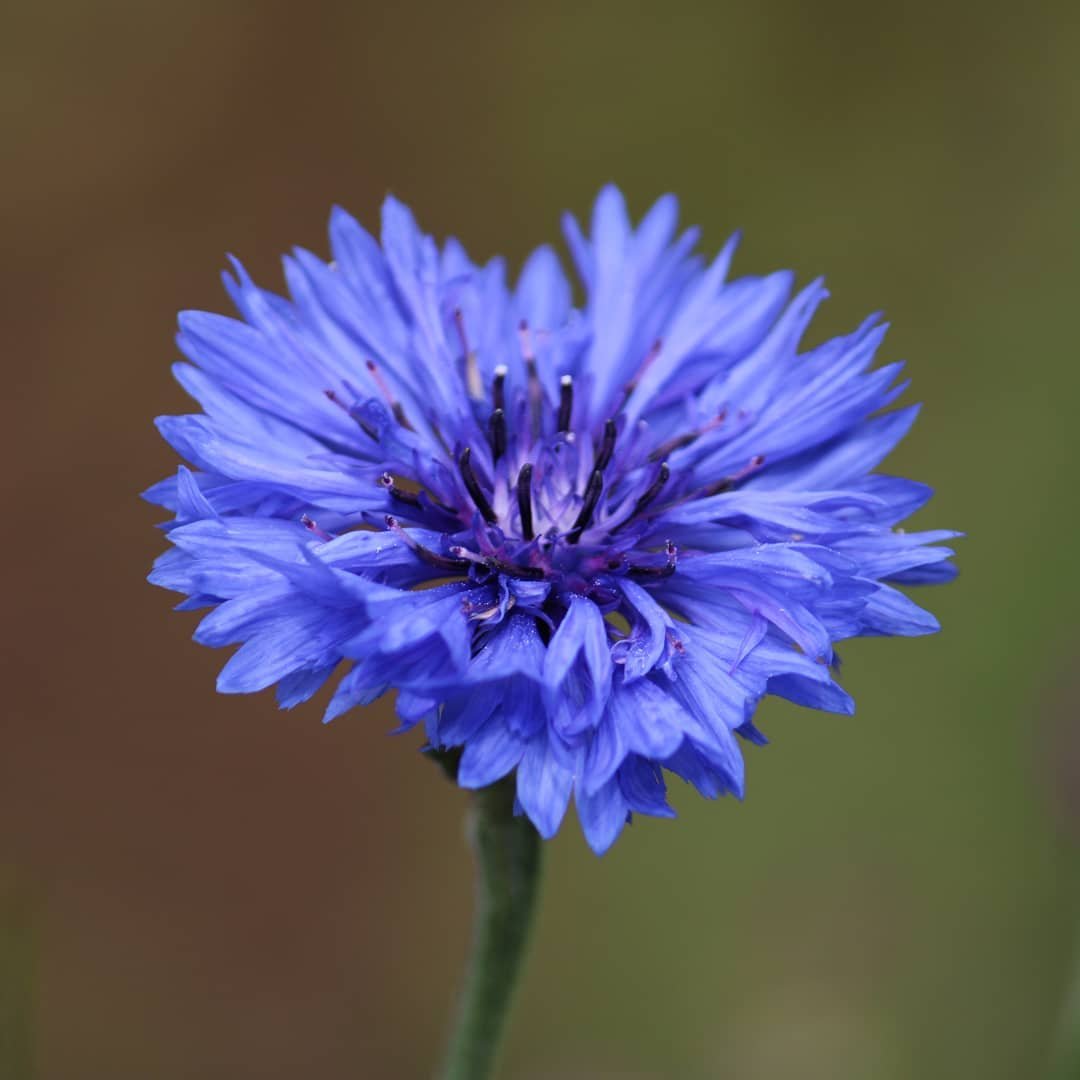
[4, 3, 1078, 1077]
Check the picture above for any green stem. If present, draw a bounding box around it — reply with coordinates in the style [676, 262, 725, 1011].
[438, 776, 543, 1080]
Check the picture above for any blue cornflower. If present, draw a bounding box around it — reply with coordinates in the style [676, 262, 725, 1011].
[146, 187, 956, 853]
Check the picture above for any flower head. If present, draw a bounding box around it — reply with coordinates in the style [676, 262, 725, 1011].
[146, 187, 957, 853]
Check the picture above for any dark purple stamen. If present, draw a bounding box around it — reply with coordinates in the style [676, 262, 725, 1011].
[327, 388, 379, 441]
[516, 463, 534, 540]
[458, 446, 498, 524]
[594, 418, 617, 473]
[650, 409, 726, 462]
[492, 365, 507, 413]
[449, 545, 545, 582]
[300, 514, 332, 541]
[379, 473, 422, 508]
[630, 462, 671, 517]
[327, 387, 377, 437]
[488, 408, 507, 462]
[650, 433, 697, 461]
[454, 309, 482, 398]
[386, 515, 471, 572]
[365, 359, 414, 431]
[489, 558, 545, 581]
[567, 469, 604, 544]
[703, 454, 765, 496]
[557, 375, 574, 433]
[628, 540, 678, 578]
[622, 338, 663, 404]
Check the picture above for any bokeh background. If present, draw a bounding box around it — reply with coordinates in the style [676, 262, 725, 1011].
[4, 3, 1079, 1077]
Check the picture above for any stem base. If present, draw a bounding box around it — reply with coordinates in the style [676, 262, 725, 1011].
[438, 778, 542, 1080]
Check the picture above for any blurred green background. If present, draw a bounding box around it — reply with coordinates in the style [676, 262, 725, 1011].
[3, 2, 1079, 1077]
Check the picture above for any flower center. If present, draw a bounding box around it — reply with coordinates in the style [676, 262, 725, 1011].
[324, 314, 765, 598]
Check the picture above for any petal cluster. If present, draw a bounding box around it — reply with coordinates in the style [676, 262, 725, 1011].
[147, 187, 957, 853]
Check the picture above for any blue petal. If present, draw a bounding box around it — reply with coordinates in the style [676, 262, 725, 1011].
[576, 779, 630, 855]
[618, 756, 676, 819]
[516, 733, 574, 839]
[457, 717, 527, 789]
[606, 678, 687, 761]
